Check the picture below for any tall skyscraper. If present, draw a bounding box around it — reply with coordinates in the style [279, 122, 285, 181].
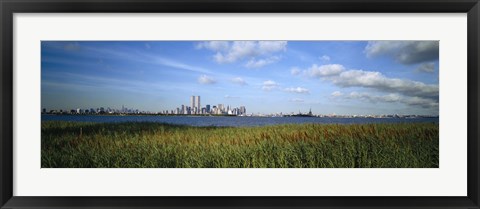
[190, 96, 201, 114]
[240, 106, 246, 115]
[195, 96, 201, 112]
[218, 104, 224, 114]
[190, 96, 195, 111]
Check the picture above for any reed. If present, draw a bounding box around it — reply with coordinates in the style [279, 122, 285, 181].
[41, 121, 439, 168]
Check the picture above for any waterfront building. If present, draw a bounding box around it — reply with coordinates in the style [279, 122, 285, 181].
[218, 104, 224, 113]
[180, 105, 184, 114]
[190, 95, 201, 114]
[190, 96, 195, 112]
[195, 96, 201, 113]
[206, 104, 210, 114]
[240, 106, 246, 115]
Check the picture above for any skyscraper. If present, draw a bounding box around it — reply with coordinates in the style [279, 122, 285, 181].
[218, 104, 224, 114]
[190, 96, 201, 114]
[181, 105, 186, 114]
[190, 96, 195, 111]
[240, 106, 246, 115]
[195, 96, 201, 113]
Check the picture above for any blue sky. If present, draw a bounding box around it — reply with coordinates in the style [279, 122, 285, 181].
[41, 41, 439, 115]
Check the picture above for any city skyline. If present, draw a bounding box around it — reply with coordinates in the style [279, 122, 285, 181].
[41, 41, 439, 115]
[42, 95, 248, 116]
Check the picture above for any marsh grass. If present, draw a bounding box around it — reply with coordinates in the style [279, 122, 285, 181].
[41, 121, 439, 168]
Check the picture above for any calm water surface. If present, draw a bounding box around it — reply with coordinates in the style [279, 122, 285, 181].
[42, 115, 439, 127]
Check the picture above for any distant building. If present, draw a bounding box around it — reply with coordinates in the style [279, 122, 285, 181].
[218, 104, 224, 114]
[181, 105, 186, 114]
[190, 96, 195, 112]
[190, 95, 201, 114]
[206, 104, 211, 114]
[195, 96, 201, 113]
[240, 106, 246, 115]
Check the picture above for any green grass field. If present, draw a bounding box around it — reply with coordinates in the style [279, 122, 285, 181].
[41, 121, 439, 168]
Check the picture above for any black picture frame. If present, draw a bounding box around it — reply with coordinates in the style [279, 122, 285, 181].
[1, 0, 479, 208]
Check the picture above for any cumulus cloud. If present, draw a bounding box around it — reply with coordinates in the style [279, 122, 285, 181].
[262, 80, 279, 91]
[346, 92, 401, 103]
[197, 41, 287, 67]
[284, 87, 309, 94]
[197, 75, 216, 84]
[291, 67, 301, 76]
[231, 77, 247, 86]
[416, 62, 435, 73]
[329, 69, 438, 98]
[245, 56, 280, 68]
[258, 41, 288, 52]
[195, 41, 230, 51]
[331, 91, 344, 97]
[302, 63, 438, 108]
[364, 41, 439, 64]
[289, 98, 305, 103]
[319, 55, 331, 62]
[403, 96, 439, 109]
[307, 64, 345, 77]
[335, 91, 438, 109]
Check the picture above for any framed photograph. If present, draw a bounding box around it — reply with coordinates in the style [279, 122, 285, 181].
[1, 0, 479, 208]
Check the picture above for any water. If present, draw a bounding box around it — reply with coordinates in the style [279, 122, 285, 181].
[42, 115, 439, 127]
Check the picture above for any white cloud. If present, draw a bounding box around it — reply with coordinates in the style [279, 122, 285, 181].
[416, 62, 435, 73]
[290, 67, 301, 76]
[301, 63, 438, 107]
[347, 92, 401, 103]
[262, 80, 279, 91]
[258, 41, 288, 53]
[284, 87, 309, 94]
[198, 41, 287, 67]
[231, 77, 247, 86]
[307, 64, 345, 77]
[404, 96, 439, 108]
[329, 69, 438, 98]
[197, 75, 216, 85]
[195, 41, 230, 51]
[364, 41, 439, 64]
[245, 56, 280, 68]
[319, 55, 331, 62]
[331, 91, 344, 97]
[336, 91, 438, 109]
[289, 98, 304, 103]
